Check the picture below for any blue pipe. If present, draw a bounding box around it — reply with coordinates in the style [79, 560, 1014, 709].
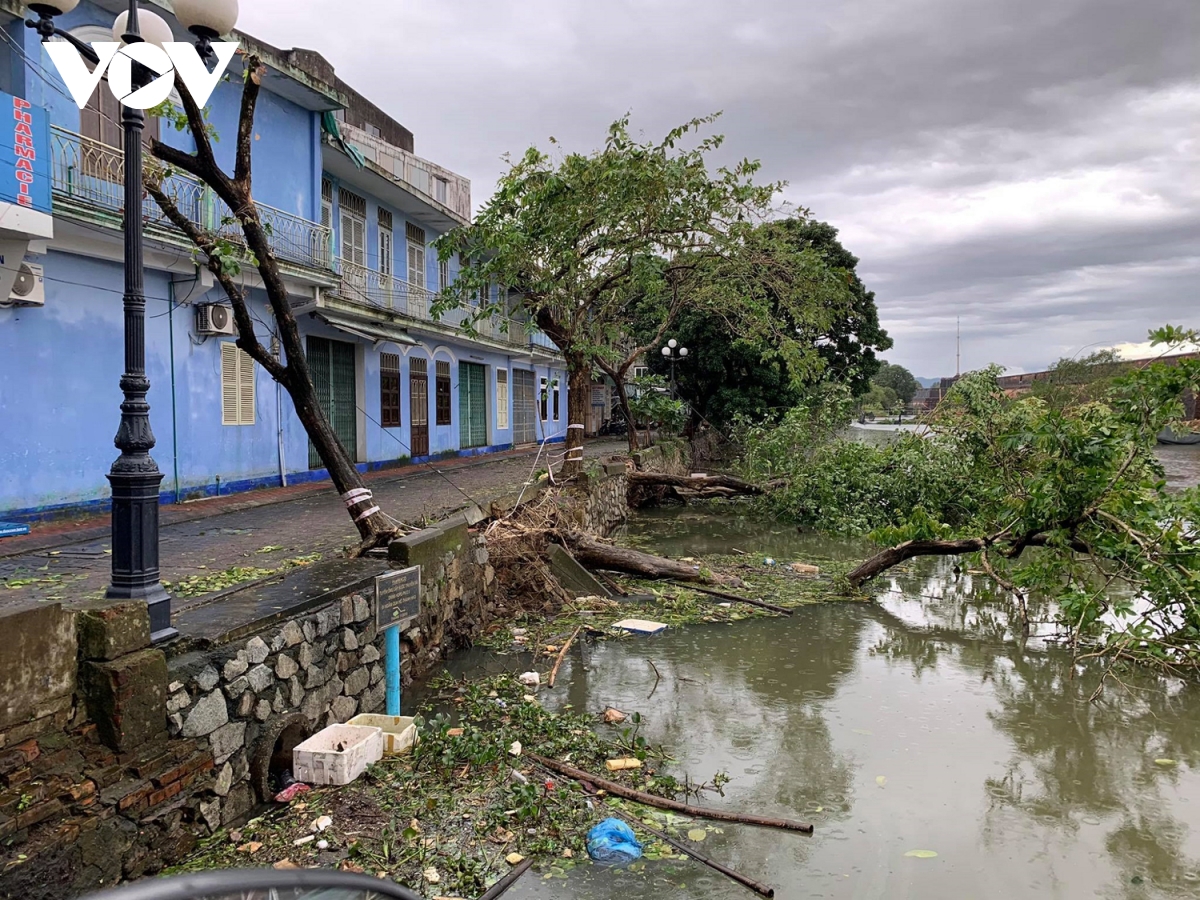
[385, 625, 401, 715]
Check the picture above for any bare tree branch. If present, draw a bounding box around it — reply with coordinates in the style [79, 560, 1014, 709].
[143, 177, 289, 384]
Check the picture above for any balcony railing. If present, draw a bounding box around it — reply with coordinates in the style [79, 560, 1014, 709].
[339, 123, 472, 221]
[50, 126, 333, 271]
[334, 258, 559, 354]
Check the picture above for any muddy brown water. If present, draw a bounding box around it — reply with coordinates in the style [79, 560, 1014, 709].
[416, 444, 1200, 899]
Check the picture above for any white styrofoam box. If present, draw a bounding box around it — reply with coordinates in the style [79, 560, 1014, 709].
[347, 714, 418, 757]
[292, 724, 383, 785]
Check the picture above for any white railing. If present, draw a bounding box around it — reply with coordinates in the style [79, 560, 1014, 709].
[51, 126, 334, 271]
[340, 122, 472, 221]
[333, 258, 559, 354]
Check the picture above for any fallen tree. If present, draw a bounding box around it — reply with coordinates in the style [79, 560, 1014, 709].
[747, 342, 1200, 672]
[563, 532, 746, 587]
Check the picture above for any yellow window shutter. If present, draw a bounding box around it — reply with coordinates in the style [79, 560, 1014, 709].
[238, 349, 256, 426]
[221, 342, 239, 426]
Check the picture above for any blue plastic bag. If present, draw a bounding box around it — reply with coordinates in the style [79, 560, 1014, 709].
[586, 817, 643, 864]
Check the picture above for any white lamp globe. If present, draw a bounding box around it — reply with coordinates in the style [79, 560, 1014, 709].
[679, 347, 688, 357]
[668, 338, 677, 349]
[28, 0, 80, 15]
[173, 0, 239, 37]
[113, 8, 174, 48]
[661, 346, 671, 357]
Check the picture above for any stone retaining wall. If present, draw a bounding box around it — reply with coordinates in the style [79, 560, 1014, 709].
[0, 448, 686, 898]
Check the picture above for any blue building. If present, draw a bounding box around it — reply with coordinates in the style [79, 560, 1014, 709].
[0, 0, 567, 521]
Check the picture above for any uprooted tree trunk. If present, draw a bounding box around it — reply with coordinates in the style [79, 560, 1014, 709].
[845, 532, 1091, 589]
[627, 471, 783, 506]
[146, 61, 399, 553]
[563, 532, 745, 587]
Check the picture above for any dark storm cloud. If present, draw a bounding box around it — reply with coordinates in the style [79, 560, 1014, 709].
[240, 0, 1200, 375]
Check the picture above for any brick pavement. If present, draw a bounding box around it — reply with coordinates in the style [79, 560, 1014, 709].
[0, 439, 629, 612]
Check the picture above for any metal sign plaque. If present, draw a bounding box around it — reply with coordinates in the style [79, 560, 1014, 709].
[376, 566, 420, 631]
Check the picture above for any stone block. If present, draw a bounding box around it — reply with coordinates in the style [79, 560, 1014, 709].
[225, 676, 250, 698]
[280, 620, 304, 647]
[199, 798, 221, 830]
[302, 620, 316, 643]
[388, 520, 469, 569]
[255, 699, 271, 721]
[369, 664, 383, 686]
[298, 642, 318, 668]
[343, 668, 370, 697]
[341, 629, 359, 651]
[353, 595, 371, 623]
[247, 664, 273, 693]
[76, 601, 150, 661]
[80, 648, 167, 752]
[304, 664, 328, 690]
[166, 691, 190, 714]
[361, 681, 386, 714]
[604, 461, 627, 476]
[330, 695, 357, 722]
[236, 691, 256, 718]
[210, 721, 246, 766]
[223, 652, 249, 681]
[361, 644, 380, 664]
[0, 603, 77, 731]
[181, 691, 228, 738]
[245, 636, 270, 665]
[341, 595, 356, 626]
[289, 676, 304, 707]
[223, 782, 256, 824]
[195, 665, 220, 692]
[274, 654, 298, 680]
[316, 607, 340, 637]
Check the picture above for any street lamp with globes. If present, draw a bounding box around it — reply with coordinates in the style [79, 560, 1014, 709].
[661, 338, 689, 400]
[25, 0, 240, 643]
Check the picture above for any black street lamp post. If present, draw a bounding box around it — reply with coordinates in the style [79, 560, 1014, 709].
[27, 0, 239, 643]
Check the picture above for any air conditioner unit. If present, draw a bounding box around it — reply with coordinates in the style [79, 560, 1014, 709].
[195, 303, 235, 336]
[7, 262, 44, 307]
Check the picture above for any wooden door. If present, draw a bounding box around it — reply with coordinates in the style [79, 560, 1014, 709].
[409, 356, 429, 458]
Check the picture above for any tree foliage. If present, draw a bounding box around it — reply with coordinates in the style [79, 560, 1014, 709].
[871, 360, 920, 405]
[741, 327, 1200, 671]
[641, 219, 891, 431]
[435, 115, 845, 464]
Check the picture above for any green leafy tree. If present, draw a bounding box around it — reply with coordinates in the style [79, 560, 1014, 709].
[625, 375, 686, 447]
[871, 361, 920, 405]
[435, 114, 817, 471]
[642, 219, 891, 431]
[776, 220, 891, 395]
[742, 326, 1200, 671]
[1030, 349, 1126, 410]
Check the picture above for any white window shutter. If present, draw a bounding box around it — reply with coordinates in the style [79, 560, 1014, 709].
[221, 342, 238, 425]
[238, 350, 256, 425]
[497, 369, 509, 429]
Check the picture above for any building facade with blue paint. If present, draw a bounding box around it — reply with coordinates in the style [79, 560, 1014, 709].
[0, 0, 566, 521]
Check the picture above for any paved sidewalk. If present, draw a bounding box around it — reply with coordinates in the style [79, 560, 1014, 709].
[0, 439, 629, 612]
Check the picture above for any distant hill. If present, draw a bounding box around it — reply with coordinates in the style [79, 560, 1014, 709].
[914, 376, 942, 388]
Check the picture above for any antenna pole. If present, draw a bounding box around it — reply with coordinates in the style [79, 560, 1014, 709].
[956, 316, 961, 377]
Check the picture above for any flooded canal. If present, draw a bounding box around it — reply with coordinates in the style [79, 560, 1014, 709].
[426, 500, 1200, 900]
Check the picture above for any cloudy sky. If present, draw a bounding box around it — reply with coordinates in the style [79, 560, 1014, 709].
[241, 0, 1198, 378]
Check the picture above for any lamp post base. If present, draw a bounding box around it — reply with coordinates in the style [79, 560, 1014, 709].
[107, 466, 177, 644]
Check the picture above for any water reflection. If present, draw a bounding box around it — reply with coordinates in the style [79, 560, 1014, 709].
[426, 509, 1200, 900]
